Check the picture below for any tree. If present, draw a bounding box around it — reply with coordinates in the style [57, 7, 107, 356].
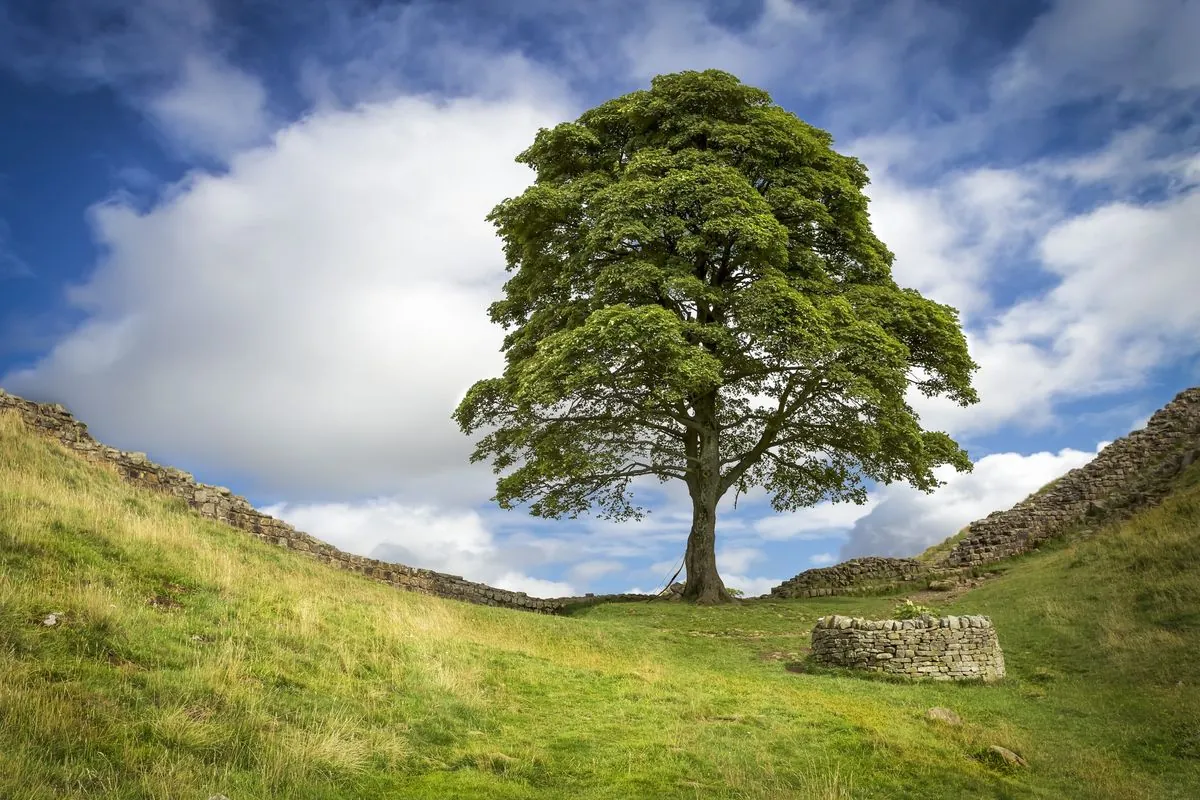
[454, 70, 978, 604]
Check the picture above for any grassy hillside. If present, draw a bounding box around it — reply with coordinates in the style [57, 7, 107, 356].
[915, 525, 970, 564]
[1, 410, 1198, 799]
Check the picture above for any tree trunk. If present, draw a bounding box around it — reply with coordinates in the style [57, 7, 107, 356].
[682, 489, 731, 603]
[682, 391, 732, 604]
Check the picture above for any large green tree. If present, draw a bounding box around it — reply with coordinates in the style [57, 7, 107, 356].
[454, 70, 978, 603]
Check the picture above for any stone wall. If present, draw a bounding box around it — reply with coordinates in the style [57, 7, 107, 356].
[0, 388, 652, 614]
[810, 614, 1004, 681]
[770, 385, 1200, 594]
[943, 386, 1200, 567]
[769, 557, 925, 599]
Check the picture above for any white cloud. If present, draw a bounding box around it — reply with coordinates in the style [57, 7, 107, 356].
[620, 0, 821, 88]
[490, 573, 576, 597]
[721, 574, 783, 598]
[259, 499, 490, 559]
[568, 560, 626, 583]
[915, 186, 1200, 435]
[846, 140, 1062, 329]
[840, 445, 1101, 559]
[717, 546, 763, 575]
[861, 175, 991, 319]
[3, 91, 569, 507]
[0, 0, 215, 87]
[261, 497, 577, 598]
[296, 1, 577, 111]
[714, 548, 786, 597]
[147, 55, 271, 162]
[1040, 124, 1200, 191]
[993, 0, 1200, 103]
[0, 0, 270, 164]
[648, 558, 682, 575]
[752, 499, 876, 541]
[618, 0, 966, 134]
[809, 552, 837, 567]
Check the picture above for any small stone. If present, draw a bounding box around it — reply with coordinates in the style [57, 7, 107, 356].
[985, 745, 1027, 768]
[42, 612, 60, 627]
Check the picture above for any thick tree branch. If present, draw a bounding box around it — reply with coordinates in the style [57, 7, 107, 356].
[717, 373, 827, 493]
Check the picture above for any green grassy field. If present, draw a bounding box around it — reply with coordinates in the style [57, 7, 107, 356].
[1, 410, 1198, 799]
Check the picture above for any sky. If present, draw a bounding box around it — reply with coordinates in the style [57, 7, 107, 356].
[1, 0, 1198, 598]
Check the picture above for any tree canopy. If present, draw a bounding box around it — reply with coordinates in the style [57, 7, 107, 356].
[454, 69, 978, 603]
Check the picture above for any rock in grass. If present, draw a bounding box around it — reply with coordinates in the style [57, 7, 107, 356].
[925, 707, 962, 726]
[984, 745, 1027, 768]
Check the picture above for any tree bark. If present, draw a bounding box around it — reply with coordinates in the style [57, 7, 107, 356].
[682, 390, 732, 604]
[682, 488, 731, 603]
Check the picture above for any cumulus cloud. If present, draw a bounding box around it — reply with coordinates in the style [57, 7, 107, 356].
[296, 0, 578, 110]
[0, 0, 214, 85]
[620, 0, 821, 88]
[752, 499, 876, 541]
[993, 0, 1200, 103]
[717, 546, 763, 575]
[915, 185, 1200, 435]
[146, 55, 272, 162]
[713, 547, 784, 597]
[809, 552, 837, 567]
[1041, 123, 1200, 191]
[858, 173, 993, 319]
[618, 0, 968, 132]
[260, 498, 576, 597]
[840, 445, 1103, 559]
[0, 0, 270, 163]
[3, 91, 569, 507]
[568, 560, 627, 584]
[491, 573, 576, 597]
[720, 574, 782, 599]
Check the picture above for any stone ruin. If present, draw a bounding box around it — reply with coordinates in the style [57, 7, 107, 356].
[809, 614, 1005, 682]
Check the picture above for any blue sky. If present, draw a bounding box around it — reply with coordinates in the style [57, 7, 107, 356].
[2, 0, 1198, 597]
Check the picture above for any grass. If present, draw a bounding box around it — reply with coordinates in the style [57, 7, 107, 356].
[915, 524, 970, 564]
[914, 476, 1070, 566]
[1, 409, 1198, 799]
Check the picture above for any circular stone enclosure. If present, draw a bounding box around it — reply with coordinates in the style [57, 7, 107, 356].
[810, 614, 1005, 682]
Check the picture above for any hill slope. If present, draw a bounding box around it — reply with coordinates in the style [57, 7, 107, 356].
[1, 410, 1198, 799]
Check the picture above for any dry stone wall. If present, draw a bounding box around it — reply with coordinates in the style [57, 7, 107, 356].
[810, 614, 1005, 681]
[770, 385, 1200, 595]
[0, 388, 651, 614]
[944, 386, 1200, 567]
[769, 557, 925, 599]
